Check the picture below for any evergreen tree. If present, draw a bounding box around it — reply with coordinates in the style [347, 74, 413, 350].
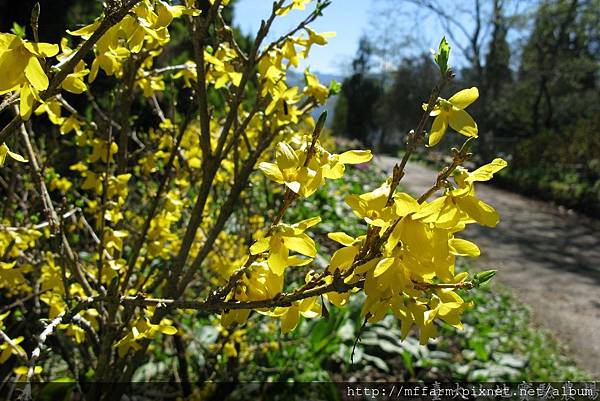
[333, 36, 382, 146]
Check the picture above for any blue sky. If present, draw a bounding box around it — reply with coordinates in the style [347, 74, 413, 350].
[233, 0, 381, 76]
[234, 0, 520, 79]
[232, 1, 531, 77]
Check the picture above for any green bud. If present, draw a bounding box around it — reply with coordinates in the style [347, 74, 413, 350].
[314, 111, 327, 138]
[11, 22, 26, 39]
[434, 37, 451, 76]
[474, 269, 497, 287]
[329, 80, 341, 96]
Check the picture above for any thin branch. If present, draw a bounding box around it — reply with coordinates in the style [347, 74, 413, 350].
[385, 71, 453, 204]
[0, 93, 20, 114]
[17, 107, 93, 296]
[121, 115, 192, 292]
[96, 276, 364, 312]
[0, 329, 27, 361]
[23, 300, 94, 399]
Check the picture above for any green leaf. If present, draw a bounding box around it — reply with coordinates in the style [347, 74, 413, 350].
[434, 36, 451, 76]
[329, 79, 341, 96]
[11, 22, 26, 38]
[362, 353, 389, 372]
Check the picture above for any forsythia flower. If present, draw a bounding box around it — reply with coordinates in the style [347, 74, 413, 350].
[250, 216, 321, 275]
[0, 33, 59, 118]
[276, 0, 313, 16]
[345, 180, 407, 228]
[413, 158, 508, 228]
[0, 312, 26, 363]
[266, 297, 321, 333]
[426, 87, 479, 146]
[299, 28, 335, 57]
[0, 33, 58, 93]
[326, 232, 364, 274]
[259, 141, 372, 197]
[13, 365, 42, 382]
[303, 68, 329, 104]
[114, 317, 177, 357]
[0, 143, 27, 166]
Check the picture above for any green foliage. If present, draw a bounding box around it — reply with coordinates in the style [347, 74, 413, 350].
[497, 162, 600, 216]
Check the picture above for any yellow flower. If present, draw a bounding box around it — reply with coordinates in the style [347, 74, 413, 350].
[427, 87, 479, 147]
[265, 82, 301, 118]
[265, 297, 321, 333]
[0, 335, 25, 363]
[298, 28, 335, 57]
[326, 232, 364, 274]
[276, 0, 313, 16]
[13, 365, 42, 382]
[412, 158, 507, 228]
[0, 143, 27, 166]
[303, 68, 329, 105]
[249, 217, 321, 275]
[62, 60, 89, 94]
[0, 33, 58, 94]
[0, 33, 59, 118]
[345, 181, 405, 228]
[259, 141, 372, 198]
[114, 317, 177, 358]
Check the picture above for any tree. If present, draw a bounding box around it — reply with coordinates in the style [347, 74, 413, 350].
[333, 36, 382, 146]
[486, 0, 599, 165]
[377, 54, 439, 146]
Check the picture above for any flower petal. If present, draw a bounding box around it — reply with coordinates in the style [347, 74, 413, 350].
[338, 150, 372, 164]
[373, 257, 395, 277]
[456, 196, 499, 227]
[428, 115, 448, 147]
[282, 235, 316, 257]
[7, 149, 27, 163]
[294, 216, 321, 231]
[268, 247, 288, 276]
[19, 84, 36, 119]
[285, 180, 301, 194]
[280, 308, 299, 333]
[466, 158, 507, 183]
[249, 237, 270, 255]
[25, 56, 49, 91]
[448, 87, 479, 109]
[327, 232, 355, 246]
[449, 238, 480, 257]
[275, 142, 298, 169]
[258, 162, 284, 182]
[23, 42, 59, 58]
[448, 109, 478, 138]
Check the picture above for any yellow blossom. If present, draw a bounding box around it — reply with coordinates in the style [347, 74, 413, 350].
[250, 216, 320, 275]
[0, 143, 27, 166]
[427, 87, 479, 146]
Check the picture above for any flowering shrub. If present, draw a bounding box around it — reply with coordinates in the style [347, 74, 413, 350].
[0, 0, 506, 396]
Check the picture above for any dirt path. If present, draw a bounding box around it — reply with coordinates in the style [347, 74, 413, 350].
[375, 155, 600, 378]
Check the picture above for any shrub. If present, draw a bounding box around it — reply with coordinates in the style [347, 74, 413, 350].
[0, 3, 506, 398]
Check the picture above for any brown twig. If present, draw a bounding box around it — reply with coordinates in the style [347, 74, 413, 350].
[16, 107, 93, 296]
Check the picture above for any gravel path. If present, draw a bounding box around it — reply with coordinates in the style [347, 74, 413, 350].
[375, 155, 600, 378]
